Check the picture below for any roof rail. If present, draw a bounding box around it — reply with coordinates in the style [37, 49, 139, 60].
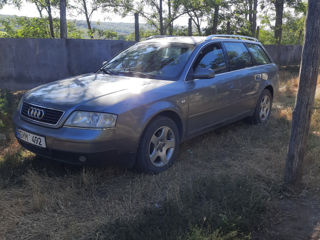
[146, 35, 173, 40]
[206, 34, 259, 42]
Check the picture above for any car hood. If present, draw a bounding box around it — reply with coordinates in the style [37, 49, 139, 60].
[23, 73, 173, 111]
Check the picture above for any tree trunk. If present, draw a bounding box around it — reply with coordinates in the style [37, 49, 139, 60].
[159, 0, 164, 35]
[284, 0, 320, 185]
[35, 2, 43, 18]
[248, 0, 253, 29]
[227, 21, 231, 34]
[252, 0, 257, 36]
[59, 0, 67, 39]
[134, 12, 139, 41]
[82, 0, 93, 38]
[168, 0, 173, 35]
[212, 5, 219, 34]
[189, 12, 201, 36]
[46, 0, 55, 38]
[274, 0, 284, 45]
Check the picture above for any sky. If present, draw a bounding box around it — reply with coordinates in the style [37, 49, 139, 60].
[0, 2, 189, 26]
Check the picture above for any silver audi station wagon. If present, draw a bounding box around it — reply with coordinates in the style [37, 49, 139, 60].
[14, 35, 278, 173]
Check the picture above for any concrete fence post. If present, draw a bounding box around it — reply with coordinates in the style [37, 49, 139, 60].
[188, 18, 192, 36]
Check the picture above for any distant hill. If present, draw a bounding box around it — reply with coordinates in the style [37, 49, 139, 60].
[0, 14, 154, 36]
[72, 19, 154, 35]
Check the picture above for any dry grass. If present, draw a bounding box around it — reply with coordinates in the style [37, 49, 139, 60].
[0, 70, 320, 240]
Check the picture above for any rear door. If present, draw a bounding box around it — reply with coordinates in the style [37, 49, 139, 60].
[243, 43, 275, 109]
[222, 41, 257, 114]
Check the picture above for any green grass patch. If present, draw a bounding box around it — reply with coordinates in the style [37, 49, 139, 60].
[95, 175, 268, 240]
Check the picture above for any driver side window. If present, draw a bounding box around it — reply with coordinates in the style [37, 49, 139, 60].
[193, 44, 227, 74]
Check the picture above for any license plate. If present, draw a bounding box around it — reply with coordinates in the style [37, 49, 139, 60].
[17, 129, 46, 148]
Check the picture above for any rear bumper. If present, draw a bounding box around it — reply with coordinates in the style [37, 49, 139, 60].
[13, 112, 136, 167]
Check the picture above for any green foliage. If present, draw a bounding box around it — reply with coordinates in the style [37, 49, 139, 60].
[125, 29, 156, 41]
[0, 89, 16, 132]
[281, 4, 306, 45]
[0, 16, 83, 39]
[67, 21, 84, 39]
[0, 89, 10, 116]
[0, 0, 21, 9]
[93, 28, 118, 39]
[258, 2, 306, 45]
[0, 17, 50, 38]
[173, 26, 189, 36]
[0, 30, 9, 37]
[259, 27, 277, 45]
[0, 0, 309, 43]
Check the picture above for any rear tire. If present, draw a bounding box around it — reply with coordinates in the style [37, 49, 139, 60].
[135, 116, 180, 174]
[251, 89, 273, 124]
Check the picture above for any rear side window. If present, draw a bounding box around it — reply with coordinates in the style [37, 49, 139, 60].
[223, 42, 252, 71]
[246, 43, 271, 65]
[193, 44, 227, 74]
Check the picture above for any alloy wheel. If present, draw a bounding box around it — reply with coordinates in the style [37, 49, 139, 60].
[148, 126, 176, 167]
[259, 95, 271, 121]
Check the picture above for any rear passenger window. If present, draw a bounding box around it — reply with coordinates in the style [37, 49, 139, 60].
[246, 43, 271, 65]
[193, 44, 227, 74]
[223, 42, 252, 71]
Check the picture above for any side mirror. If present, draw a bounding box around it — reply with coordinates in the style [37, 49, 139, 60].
[193, 68, 215, 79]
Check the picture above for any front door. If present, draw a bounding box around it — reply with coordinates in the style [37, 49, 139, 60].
[186, 43, 242, 135]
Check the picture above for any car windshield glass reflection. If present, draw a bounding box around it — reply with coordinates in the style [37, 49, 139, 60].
[102, 42, 195, 80]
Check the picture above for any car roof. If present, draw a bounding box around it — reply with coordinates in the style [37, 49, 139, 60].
[142, 36, 207, 45]
[141, 35, 261, 46]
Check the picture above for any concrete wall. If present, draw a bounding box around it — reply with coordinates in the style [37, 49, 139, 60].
[0, 39, 302, 90]
[264, 45, 302, 66]
[0, 39, 135, 90]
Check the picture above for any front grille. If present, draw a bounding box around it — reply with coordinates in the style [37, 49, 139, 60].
[21, 102, 64, 125]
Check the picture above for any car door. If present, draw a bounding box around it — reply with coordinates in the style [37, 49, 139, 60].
[222, 41, 257, 115]
[240, 43, 275, 110]
[186, 43, 242, 135]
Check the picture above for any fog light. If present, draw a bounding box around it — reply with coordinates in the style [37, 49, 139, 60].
[79, 155, 87, 163]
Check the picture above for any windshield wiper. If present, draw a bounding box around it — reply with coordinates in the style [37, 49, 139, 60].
[119, 71, 157, 79]
[99, 68, 118, 75]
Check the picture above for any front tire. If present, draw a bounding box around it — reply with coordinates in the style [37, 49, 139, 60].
[135, 116, 180, 174]
[251, 89, 273, 124]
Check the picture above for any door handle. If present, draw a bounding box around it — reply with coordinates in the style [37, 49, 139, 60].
[254, 74, 262, 80]
[255, 73, 268, 81]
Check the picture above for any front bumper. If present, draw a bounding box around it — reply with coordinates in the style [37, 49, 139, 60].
[13, 112, 136, 167]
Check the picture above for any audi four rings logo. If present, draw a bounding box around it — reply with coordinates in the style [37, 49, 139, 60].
[27, 107, 45, 120]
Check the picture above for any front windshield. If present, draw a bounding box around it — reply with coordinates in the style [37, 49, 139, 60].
[102, 42, 195, 80]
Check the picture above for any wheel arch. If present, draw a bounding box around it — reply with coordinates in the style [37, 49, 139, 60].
[264, 85, 274, 97]
[142, 109, 184, 142]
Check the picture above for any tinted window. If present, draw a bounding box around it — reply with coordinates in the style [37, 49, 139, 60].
[193, 44, 227, 74]
[224, 42, 252, 71]
[246, 43, 271, 65]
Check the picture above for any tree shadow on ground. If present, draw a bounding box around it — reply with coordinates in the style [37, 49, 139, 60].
[94, 175, 269, 240]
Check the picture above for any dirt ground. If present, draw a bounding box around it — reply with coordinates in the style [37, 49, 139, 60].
[1, 70, 320, 240]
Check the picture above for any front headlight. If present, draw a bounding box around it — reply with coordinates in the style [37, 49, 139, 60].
[64, 111, 117, 129]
